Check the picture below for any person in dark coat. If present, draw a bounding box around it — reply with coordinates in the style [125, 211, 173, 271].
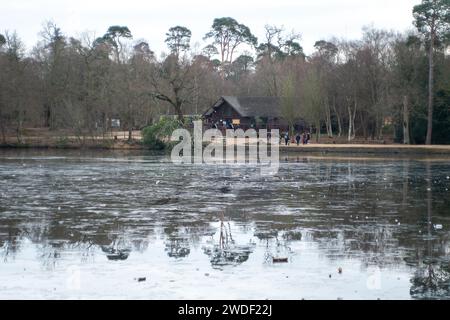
[284, 132, 290, 146]
[295, 133, 301, 146]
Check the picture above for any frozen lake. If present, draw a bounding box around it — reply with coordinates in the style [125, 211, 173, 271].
[0, 149, 449, 300]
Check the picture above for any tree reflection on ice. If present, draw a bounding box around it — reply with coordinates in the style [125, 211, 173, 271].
[410, 263, 450, 299]
[262, 234, 293, 264]
[409, 162, 450, 299]
[165, 237, 190, 259]
[101, 237, 132, 261]
[203, 215, 255, 269]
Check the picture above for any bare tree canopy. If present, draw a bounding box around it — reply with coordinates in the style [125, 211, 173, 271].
[0, 8, 450, 145]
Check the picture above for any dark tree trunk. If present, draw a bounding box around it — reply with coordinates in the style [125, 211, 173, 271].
[128, 127, 133, 141]
[315, 121, 320, 143]
[332, 100, 342, 137]
[403, 95, 410, 145]
[0, 121, 6, 144]
[175, 103, 184, 124]
[426, 28, 435, 145]
[44, 104, 51, 128]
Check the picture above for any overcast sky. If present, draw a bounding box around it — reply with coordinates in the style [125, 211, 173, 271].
[2, 0, 421, 56]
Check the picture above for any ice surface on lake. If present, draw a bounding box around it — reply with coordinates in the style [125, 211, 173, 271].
[0, 149, 450, 299]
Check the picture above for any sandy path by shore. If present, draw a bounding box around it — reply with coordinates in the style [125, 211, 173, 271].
[282, 143, 450, 150]
[279, 143, 450, 155]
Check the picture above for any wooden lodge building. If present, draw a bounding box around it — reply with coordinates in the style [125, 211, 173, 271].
[202, 96, 306, 133]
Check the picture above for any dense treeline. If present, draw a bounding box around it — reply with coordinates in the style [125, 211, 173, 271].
[0, 1, 449, 144]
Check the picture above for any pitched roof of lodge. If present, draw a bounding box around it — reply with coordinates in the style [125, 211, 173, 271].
[204, 96, 282, 118]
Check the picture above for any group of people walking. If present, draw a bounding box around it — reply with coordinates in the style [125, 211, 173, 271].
[282, 131, 311, 146]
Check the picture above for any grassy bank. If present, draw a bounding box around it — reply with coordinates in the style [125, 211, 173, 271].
[0, 139, 144, 150]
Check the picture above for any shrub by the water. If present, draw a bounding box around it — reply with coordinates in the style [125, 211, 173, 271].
[142, 118, 183, 150]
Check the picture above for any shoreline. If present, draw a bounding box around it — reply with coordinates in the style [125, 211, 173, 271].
[0, 141, 144, 151]
[280, 144, 450, 155]
[2, 141, 450, 156]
